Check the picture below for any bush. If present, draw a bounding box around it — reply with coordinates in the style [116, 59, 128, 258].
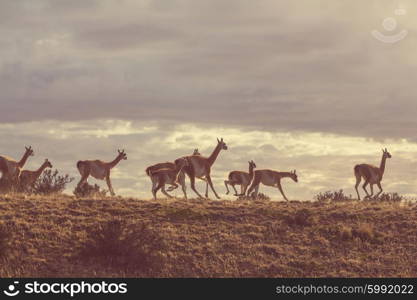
[315, 190, 352, 202]
[376, 192, 404, 202]
[285, 209, 316, 227]
[77, 220, 165, 275]
[73, 183, 107, 198]
[237, 192, 270, 201]
[31, 169, 74, 195]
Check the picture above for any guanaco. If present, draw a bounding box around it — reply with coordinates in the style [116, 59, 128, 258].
[225, 160, 256, 196]
[180, 138, 228, 199]
[150, 157, 188, 200]
[76, 149, 127, 196]
[19, 159, 53, 192]
[0, 146, 34, 184]
[354, 148, 391, 200]
[247, 169, 298, 201]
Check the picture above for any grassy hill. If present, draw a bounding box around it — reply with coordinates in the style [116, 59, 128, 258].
[0, 195, 416, 277]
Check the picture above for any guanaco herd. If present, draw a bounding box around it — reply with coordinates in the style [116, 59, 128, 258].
[0, 140, 392, 201]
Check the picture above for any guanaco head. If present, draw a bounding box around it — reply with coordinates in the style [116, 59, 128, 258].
[25, 146, 34, 157]
[193, 149, 201, 155]
[248, 160, 256, 169]
[290, 170, 298, 182]
[382, 148, 392, 159]
[118, 149, 128, 160]
[44, 159, 53, 168]
[217, 138, 228, 150]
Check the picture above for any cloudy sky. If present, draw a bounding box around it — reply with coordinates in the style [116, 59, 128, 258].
[1, 0, 417, 200]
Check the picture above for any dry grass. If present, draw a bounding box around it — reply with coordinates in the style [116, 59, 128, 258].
[0, 194, 416, 277]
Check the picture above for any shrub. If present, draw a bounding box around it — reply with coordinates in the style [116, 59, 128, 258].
[31, 169, 74, 195]
[73, 183, 107, 198]
[377, 192, 404, 202]
[77, 220, 165, 275]
[237, 192, 270, 201]
[315, 190, 352, 202]
[285, 209, 315, 227]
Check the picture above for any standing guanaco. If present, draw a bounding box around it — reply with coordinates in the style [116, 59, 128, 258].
[354, 148, 391, 200]
[180, 138, 228, 199]
[0, 146, 34, 185]
[225, 160, 256, 196]
[19, 159, 53, 192]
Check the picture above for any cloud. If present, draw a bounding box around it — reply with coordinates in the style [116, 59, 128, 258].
[1, 0, 417, 140]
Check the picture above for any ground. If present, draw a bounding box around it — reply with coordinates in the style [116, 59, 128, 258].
[0, 194, 416, 277]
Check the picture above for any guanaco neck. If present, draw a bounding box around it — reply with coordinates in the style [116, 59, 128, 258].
[207, 143, 222, 166]
[18, 151, 31, 168]
[35, 162, 49, 177]
[107, 155, 123, 169]
[278, 172, 292, 179]
[248, 164, 255, 181]
[379, 154, 387, 177]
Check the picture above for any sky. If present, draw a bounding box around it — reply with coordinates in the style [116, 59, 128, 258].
[1, 0, 417, 200]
